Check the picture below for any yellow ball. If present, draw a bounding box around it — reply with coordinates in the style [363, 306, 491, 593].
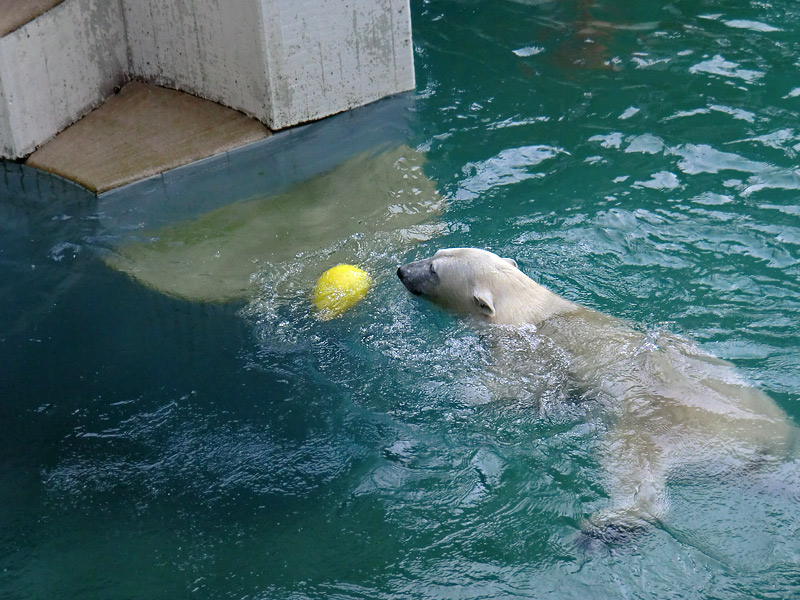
[313, 264, 371, 319]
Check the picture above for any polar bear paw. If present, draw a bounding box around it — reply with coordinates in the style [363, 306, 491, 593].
[576, 519, 649, 552]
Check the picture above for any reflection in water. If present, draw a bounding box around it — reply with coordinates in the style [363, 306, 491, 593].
[104, 145, 443, 303]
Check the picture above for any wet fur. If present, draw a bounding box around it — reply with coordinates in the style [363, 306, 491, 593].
[399, 248, 797, 544]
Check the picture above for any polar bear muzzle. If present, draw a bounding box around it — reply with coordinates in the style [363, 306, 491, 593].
[397, 257, 439, 296]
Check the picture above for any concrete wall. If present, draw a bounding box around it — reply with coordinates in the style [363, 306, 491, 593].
[124, 0, 416, 130]
[123, 0, 271, 124]
[0, 0, 127, 158]
[0, 0, 415, 159]
[260, 0, 416, 130]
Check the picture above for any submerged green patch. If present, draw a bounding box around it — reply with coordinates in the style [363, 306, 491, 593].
[106, 145, 443, 303]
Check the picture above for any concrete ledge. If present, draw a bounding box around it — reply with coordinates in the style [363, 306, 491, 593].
[0, 0, 63, 37]
[25, 82, 270, 193]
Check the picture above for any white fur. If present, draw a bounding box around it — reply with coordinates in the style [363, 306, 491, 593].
[399, 248, 797, 538]
[403, 248, 579, 324]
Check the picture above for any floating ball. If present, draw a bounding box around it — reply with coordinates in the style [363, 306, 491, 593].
[313, 264, 371, 319]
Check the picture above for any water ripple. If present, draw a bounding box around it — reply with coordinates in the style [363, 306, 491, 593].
[456, 145, 569, 200]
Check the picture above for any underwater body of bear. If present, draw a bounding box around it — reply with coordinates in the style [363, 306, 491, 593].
[398, 248, 797, 542]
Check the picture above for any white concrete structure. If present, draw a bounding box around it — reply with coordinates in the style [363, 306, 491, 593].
[0, 0, 415, 159]
[123, 1, 271, 127]
[0, 0, 127, 158]
[258, 0, 416, 129]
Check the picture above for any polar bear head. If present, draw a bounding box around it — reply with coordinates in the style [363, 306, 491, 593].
[397, 248, 531, 322]
[398, 247, 576, 324]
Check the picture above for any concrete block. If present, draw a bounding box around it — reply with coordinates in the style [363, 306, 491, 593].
[124, 0, 415, 130]
[0, 0, 64, 37]
[0, 0, 127, 158]
[260, 0, 416, 130]
[1, 0, 415, 162]
[123, 0, 271, 123]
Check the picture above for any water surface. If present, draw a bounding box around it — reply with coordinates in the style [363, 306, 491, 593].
[3, 0, 800, 598]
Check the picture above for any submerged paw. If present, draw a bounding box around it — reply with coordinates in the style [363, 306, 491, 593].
[576, 518, 649, 552]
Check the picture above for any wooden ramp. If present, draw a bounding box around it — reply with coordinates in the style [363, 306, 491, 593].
[25, 81, 270, 193]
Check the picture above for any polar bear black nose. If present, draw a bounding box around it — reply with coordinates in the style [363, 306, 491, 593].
[397, 265, 423, 295]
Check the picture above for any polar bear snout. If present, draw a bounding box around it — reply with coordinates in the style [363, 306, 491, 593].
[396, 265, 419, 294]
[398, 258, 438, 296]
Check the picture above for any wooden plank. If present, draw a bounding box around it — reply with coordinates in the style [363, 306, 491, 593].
[26, 82, 270, 193]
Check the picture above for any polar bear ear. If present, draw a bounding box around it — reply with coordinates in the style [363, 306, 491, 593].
[473, 290, 496, 318]
[502, 257, 518, 269]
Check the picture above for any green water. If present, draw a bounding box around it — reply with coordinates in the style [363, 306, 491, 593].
[3, 0, 800, 598]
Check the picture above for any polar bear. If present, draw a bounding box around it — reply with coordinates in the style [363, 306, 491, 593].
[398, 248, 797, 541]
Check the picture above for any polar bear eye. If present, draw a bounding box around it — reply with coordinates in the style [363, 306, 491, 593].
[429, 263, 437, 275]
